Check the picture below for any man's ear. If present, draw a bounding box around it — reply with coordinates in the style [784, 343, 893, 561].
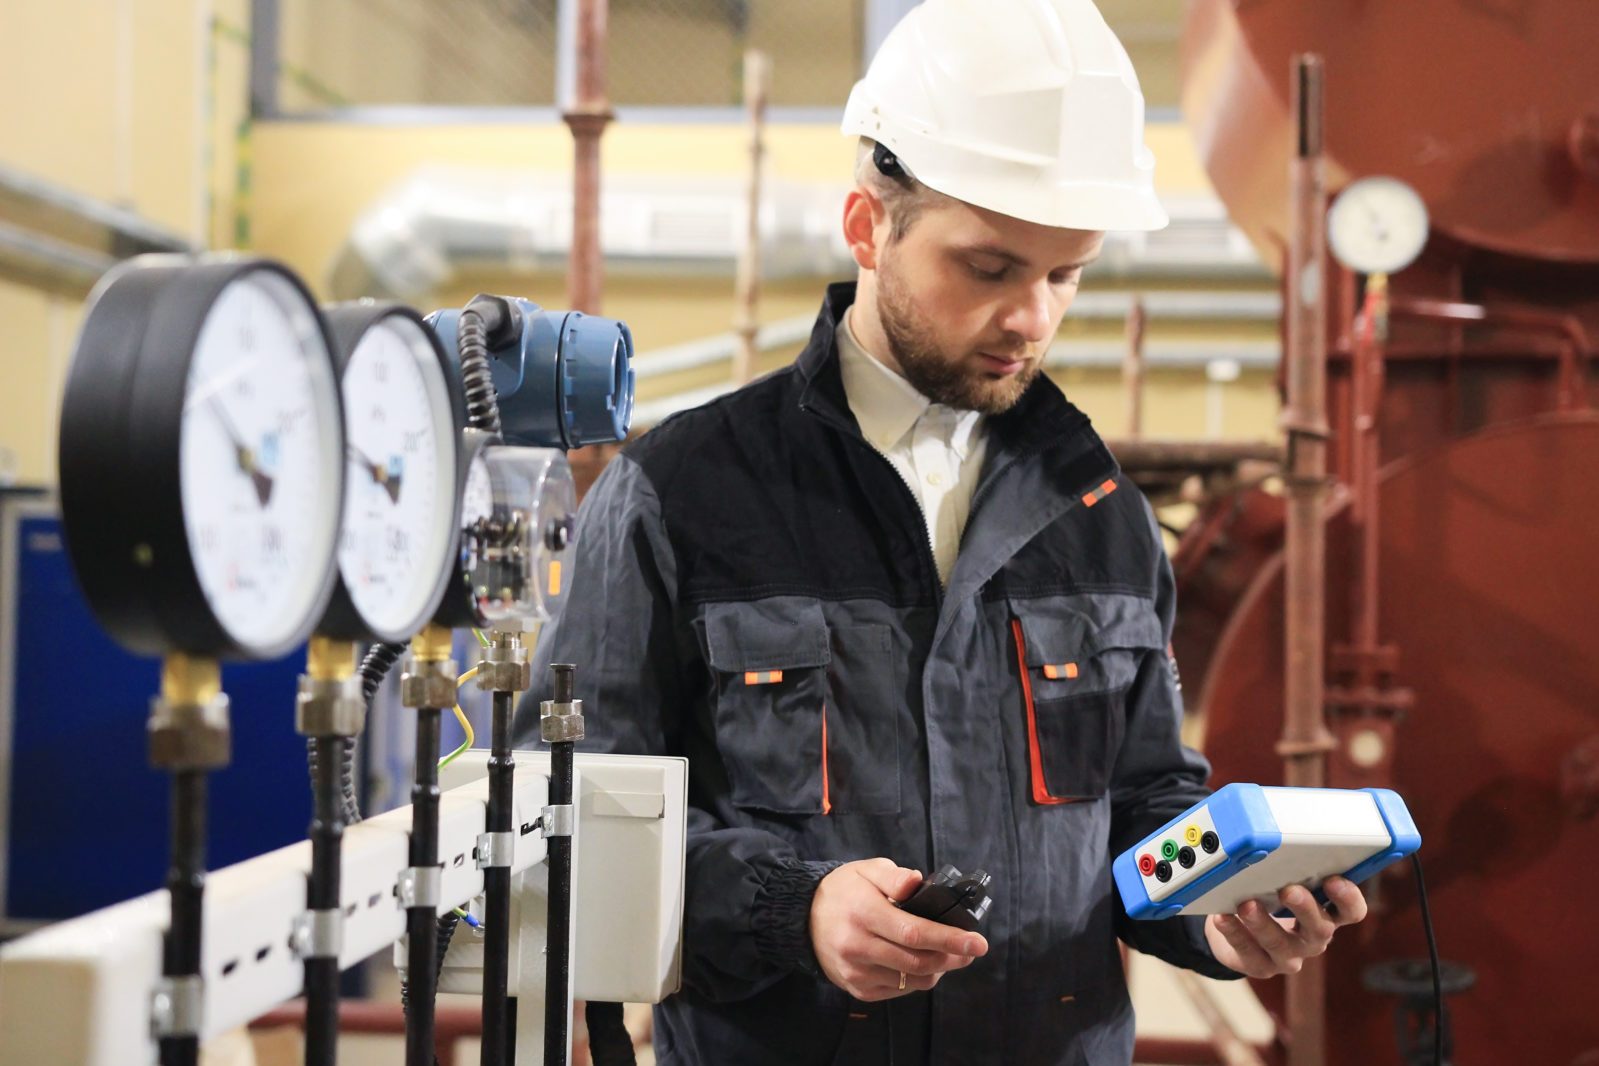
[842, 186, 886, 272]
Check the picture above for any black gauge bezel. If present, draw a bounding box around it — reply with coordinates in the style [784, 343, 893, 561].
[58, 254, 346, 660]
[319, 302, 467, 643]
[430, 429, 496, 631]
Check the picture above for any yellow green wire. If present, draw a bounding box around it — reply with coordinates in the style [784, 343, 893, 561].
[438, 666, 479, 769]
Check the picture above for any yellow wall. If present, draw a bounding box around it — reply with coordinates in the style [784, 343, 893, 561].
[0, 0, 1273, 490]
[0, 0, 252, 484]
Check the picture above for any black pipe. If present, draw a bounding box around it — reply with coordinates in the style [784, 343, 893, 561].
[544, 664, 577, 1066]
[304, 735, 344, 1066]
[159, 769, 206, 1066]
[405, 707, 442, 1066]
[481, 690, 515, 1066]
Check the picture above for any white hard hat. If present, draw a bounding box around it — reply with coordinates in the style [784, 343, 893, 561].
[842, 0, 1168, 232]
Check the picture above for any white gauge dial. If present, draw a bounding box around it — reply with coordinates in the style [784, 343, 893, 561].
[178, 272, 343, 653]
[337, 317, 458, 636]
[1327, 176, 1430, 275]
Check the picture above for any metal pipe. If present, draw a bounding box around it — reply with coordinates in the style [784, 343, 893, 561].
[732, 49, 771, 386]
[481, 690, 515, 1066]
[160, 769, 207, 1066]
[543, 664, 581, 1066]
[1386, 295, 1594, 412]
[563, 0, 613, 314]
[1124, 294, 1147, 439]
[1280, 52, 1334, 1066]
[304, 735, 344, 1066]
[405, 707, 442, 1066]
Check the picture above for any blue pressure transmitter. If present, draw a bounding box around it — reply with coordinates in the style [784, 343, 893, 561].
[1114, 784, 1420, 920]
[428, 296, 635, 450]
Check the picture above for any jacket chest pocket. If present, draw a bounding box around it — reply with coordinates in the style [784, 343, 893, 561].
[1009, 598, 1161, 804]
[703, 599, 900, 816]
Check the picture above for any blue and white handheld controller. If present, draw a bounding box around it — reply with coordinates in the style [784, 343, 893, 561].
[1114, 784, 1420, 920]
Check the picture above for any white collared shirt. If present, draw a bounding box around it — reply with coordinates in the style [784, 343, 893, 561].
[836, 310, 987, 586]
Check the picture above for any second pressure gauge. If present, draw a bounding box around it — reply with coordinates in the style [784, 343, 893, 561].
[1327, 176, 1430, 276]
[58, 255, 346, 659]
[318, 303, 465, 643]
[434, 441, 576, 631]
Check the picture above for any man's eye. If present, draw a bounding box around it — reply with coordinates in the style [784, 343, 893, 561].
[1050, 270, 1083, 286]
[967, 263, 1007, 282]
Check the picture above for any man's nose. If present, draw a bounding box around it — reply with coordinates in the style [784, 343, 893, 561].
[998, 283, 1055, 345]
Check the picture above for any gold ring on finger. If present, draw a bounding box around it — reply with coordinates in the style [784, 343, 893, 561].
[898, 971, 907, 991]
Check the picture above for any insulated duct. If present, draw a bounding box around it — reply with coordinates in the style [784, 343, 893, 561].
[328, 167, 1269, 301]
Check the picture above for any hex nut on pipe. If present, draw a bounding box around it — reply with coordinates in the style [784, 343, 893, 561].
[148, 693, 231, 770]
[295, 675, 366, 737]
[476, 659, 533, 693]
[541, 701, 585, 744]
[400, 659, 459, 709]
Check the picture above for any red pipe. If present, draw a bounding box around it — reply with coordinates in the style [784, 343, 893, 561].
[1279, 52, 1333, 1066]
[1387, 296, 1594, 411]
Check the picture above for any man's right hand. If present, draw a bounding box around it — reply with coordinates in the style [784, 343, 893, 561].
[809, 858, 989, 1002]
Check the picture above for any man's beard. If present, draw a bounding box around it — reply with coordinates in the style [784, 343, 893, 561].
[875, 260, 1041, 415]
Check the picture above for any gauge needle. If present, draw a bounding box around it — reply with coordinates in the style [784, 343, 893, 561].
[209, 398, 275, 507]
[350, 446, 403, 504]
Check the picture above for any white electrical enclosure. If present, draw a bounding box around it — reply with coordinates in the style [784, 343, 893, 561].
[437, 750, 688, 1005]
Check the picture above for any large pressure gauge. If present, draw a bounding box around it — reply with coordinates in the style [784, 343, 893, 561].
[1327, 176, 1430, 275]
[317, 303, 465, 643]
[58, 255, 346, 660]
[434, 442, 576, 631]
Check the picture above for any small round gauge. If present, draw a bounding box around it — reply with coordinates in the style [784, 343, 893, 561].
[1327, 176, 1430, 275]
[58, 255, 345, 659]
[434, 442, 575, 630]
[318, 304, 465, 643]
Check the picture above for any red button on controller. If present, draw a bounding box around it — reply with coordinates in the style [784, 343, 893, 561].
[1138, 853, 1156, 876]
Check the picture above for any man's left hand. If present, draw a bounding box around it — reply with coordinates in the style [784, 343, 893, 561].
[1203, 876, 1368, 978]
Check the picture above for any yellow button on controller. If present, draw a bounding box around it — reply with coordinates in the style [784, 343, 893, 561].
[1184, 825, 1202, 846]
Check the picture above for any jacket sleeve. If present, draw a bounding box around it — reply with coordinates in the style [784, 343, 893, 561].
[1106, 499, 1242, 980]
[514, 453, 840, 1002]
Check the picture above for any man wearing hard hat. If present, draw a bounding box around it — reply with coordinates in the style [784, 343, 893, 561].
[523, 0, 1368, 1061]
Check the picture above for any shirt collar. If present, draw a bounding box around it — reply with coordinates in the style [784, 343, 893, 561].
[836, 308, 984, 459]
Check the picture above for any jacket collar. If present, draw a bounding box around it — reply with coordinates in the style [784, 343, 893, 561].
[797, 281, 1098, 462]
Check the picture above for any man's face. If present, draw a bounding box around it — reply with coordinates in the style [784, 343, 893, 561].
[873, 199, 1103, 415]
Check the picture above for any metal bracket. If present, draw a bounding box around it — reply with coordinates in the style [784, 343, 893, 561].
[476, 831, 515, 869]
[542, 804, 575, 838]
[150, 975, 204, 1038]
[396, 865, 442, 910]
[289, 908, 344, 960]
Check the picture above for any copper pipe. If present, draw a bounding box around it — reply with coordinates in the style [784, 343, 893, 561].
[1386, 295, 1594, 411]
[1279, 53, 1333, 1066]
[1172, 969, 1273, 1066]
[1124, 294, 1147, 439]
[732, 49, 770, 386]
[1350, 278, 1386, 659]
[563, 0, 613, 314]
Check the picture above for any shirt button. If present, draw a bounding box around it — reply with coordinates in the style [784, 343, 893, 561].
[927, 471, 946, 487]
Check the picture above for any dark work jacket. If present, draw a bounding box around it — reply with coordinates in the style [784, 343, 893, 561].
[515, 282, 1239, 1066]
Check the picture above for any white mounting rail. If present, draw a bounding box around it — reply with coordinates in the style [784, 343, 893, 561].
[0, 766, 551, 1066]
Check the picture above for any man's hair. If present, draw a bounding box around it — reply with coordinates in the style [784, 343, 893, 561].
[855, 138, 951, 243]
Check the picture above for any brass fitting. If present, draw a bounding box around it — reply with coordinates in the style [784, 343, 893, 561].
[411, 624, 454, 664]
[306, 636, 357, 682]
[160, 654, 220, 708]
[151, 655, 229, 769]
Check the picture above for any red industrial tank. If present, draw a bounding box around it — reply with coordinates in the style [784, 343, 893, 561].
[1174, 3, 1599, 1064]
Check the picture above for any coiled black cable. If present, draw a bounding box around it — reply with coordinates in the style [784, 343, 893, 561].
[457, 306, 503, 439]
